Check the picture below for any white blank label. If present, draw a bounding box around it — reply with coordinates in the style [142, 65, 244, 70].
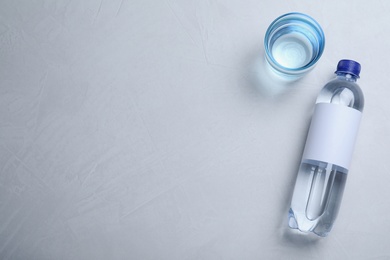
[302, 103, 362, 170]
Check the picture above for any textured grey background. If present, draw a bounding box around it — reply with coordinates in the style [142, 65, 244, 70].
[1, 0, 389, 259]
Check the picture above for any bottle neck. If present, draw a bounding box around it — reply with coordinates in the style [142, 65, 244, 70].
[336, 72, 358, 82]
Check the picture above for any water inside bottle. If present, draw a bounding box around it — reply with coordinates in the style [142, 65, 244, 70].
[288, 160, 347, 236]
[331, 87, 355, 107]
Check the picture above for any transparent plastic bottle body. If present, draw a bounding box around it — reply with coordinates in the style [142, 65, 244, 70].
[288, 68, 364, 237]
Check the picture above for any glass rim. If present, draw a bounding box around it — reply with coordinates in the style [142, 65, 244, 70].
[264, 12, 325, 73]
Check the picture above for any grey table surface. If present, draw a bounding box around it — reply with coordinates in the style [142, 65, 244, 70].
[1, 0, 389, 259]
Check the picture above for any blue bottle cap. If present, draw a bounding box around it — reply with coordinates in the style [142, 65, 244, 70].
[336, 59, 361, 78]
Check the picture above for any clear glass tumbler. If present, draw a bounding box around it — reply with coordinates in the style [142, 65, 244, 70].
[264, 13, 325, 79]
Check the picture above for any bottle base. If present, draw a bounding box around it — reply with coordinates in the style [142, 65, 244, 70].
[288, 208, 299, 229]
[288, 208, 329, 237]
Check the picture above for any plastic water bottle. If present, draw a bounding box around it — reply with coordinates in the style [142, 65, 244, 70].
[288, 60, 364, 237]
